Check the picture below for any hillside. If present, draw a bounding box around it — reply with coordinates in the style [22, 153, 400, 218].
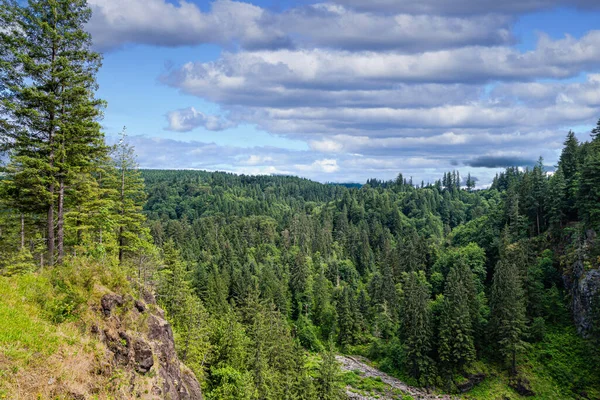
[0, 260, 201, 399]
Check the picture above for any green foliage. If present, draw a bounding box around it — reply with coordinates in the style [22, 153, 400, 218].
[489, 259, 528, 373]
[401, 271, 435, 384]
[438, 261, 476, 376]
[315, 344, 346, 400]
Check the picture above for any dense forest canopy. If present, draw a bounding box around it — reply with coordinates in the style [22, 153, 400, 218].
[1, 1, 600, 399]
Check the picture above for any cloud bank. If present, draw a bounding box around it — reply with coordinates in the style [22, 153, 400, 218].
[91, 0, 600, 183]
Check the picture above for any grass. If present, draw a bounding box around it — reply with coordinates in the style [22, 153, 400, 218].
[0, 257, 134, 399]
[463, 327, 600, 399]
[0, 273, 84, 398]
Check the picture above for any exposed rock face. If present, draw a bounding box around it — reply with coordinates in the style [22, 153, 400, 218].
[97, 292, 202, 399]
[565, 260, 600, 337]
[101, 293, 124, 316]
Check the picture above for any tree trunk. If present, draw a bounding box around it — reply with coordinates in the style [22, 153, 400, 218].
[119, 226, 124, 264]
[512, 349, 517, 375]
[48, 184, 55, 265]
[119, 165, 125, 264]
[57, 180, 65, 264]
[20, 214, 25, 250]
[47, 33, 57, 266]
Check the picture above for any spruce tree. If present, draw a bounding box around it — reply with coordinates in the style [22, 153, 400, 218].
[438, 262, 476, 376]
[559, 131, 580, 220]
[401, 271, 435, 384]
[578, 137, 600, 229]
[489, 260, 527, 374]
[315, 343, 345, 400]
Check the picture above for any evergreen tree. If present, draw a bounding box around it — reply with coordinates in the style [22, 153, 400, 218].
[111, 128, 147, 264]
[489, 260, 527, 374]
[548, 166, 567, 230]
[591, 118, 600, 139]
[401, 271, 434, 384]
[578, 138, 600, 229]
[336, 285, 355, 347]
[438, 261, 476, 376]
[315, 343, 345, 400]
[1, 0, 106, 264]
[559, 131, 580, 220]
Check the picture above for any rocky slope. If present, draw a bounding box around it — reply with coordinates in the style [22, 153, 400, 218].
[566, 259, 600, 337]
[336, 355, 455, 400]
[94, 290, 202, 399]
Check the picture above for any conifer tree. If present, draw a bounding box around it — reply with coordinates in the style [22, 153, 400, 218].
[548, 166, 567, 230]
[438, 262, 476, 376]
[559, 131, 580, 220]
[401, 271, 435, 384]
[336, 285, 355, 347]
[111, 128, 147, 264]
[1, 0, 106, 264]
[315, 343, 345, 400]
[591, 118, 600, 139]
[578, 136, 600, 229]
[489, 260, 527, 374]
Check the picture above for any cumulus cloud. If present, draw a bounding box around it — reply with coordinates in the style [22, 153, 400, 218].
[165, 107, 236, 132]
[87, 0, 516, 52]
[163, 32, 600, 96]
[296, 159, 340, 174]
[331, 0, 600, 15]
[87, 0, 290, 51]
[93, 0, 600, 182]
[277, 4, 513, 51]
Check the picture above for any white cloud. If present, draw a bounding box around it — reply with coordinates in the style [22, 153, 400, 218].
[331, 0, 600, 15]
[87, 0, 289, 51]
[296, 159, 340, 173]
[165, 107, 236, 132]
[94, 0, 600, 182]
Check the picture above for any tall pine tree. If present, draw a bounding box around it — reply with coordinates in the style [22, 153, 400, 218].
[1, 0, 106, 264]
[489, 259, 527, 374]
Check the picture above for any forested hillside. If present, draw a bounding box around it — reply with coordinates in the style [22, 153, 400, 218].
[139, 124, 600, 399]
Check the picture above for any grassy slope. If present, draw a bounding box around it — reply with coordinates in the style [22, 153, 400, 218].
[0, 260, 135, 399]
[464, 327, 600, 400]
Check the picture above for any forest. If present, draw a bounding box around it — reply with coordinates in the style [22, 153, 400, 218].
[1, 0, 600, 399]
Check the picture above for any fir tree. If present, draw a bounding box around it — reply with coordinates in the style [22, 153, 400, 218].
[559, 131, 580, 220]
[489, 260, 527, 374]
[111, 128, 147, 264]
[401, 271, 435, 384]
[438, 262, 476, 376]
[315, 343, 345, 400]
[1, 0, 106, 264]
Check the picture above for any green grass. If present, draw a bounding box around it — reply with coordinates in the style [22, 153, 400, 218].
[463, 327, 600, 399]
[0, 274, 65, 363]
[0, 258, 132, 399]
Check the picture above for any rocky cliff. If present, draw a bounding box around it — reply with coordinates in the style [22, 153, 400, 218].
[94, 290, 203, 399]
[565, 260, 600, 337]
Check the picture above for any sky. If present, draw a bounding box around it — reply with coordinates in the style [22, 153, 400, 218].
[89, 0, 600, 186]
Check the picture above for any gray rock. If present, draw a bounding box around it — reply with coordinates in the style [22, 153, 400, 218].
[565, 260, 600, 337]
[101, 293, 124, 317]
[133, 338, 154, 373]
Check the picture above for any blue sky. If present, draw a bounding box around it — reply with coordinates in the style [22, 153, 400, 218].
[90, 0, 600, 185]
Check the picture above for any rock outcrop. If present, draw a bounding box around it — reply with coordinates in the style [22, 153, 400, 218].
[95, 291, 202, 399]
[565, 260, 600, 337]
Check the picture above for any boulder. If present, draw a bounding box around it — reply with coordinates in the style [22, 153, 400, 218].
[133, 338, 154, 373]
[101, 294, 124, 317]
